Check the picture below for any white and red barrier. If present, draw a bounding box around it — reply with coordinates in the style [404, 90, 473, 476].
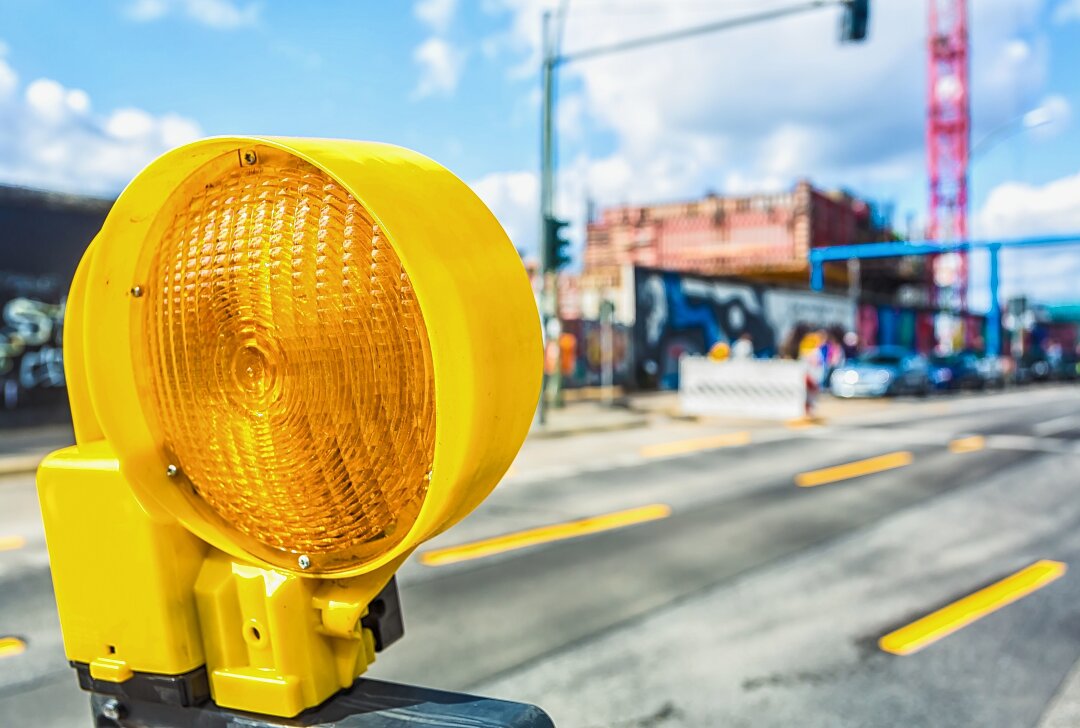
[679, 356, 808, 420]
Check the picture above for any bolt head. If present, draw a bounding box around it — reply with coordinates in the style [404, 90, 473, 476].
[298, 554, 311, 570]
[101, 698, 124, 721]
[131, 286, 143, 298]
[165, 464, 179, 478]
[243, 151, 257, 165]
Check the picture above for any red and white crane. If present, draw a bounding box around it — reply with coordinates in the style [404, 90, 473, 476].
[927, 0, 970, 307]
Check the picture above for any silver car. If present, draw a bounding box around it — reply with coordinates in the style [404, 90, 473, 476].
[830, 347, 931, 398]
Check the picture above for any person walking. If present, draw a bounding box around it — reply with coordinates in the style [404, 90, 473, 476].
[731, 333, 754, 360]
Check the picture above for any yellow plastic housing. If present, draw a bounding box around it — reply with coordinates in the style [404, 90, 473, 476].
[39, 137, 541, 717]
[63, 137, 541, 577]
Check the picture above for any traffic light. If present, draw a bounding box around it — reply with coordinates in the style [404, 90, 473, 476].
[543, 214, 572, 271]
[840, 0, 869, 42]
[37, 137, 542, 720]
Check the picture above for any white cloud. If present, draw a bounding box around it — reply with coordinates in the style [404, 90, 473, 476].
[976, 171, 1080, 238]
[1029, 93, 1072, 138]
[469, 169, 539, 251]
[25, 79, 91, 123]
[105, 108, 157, 139]
[0, 60, 16, 100]
[481, 0, 1051, 242]
[415, 0, 458, 33]
[127, 0, 259, 29]
[412, 0, 464, 99]
[969, 172, 1080, 306]
[1053, 0, 1080, 23]
[413, 37, 465, 98]
[0, 56, 202, 194]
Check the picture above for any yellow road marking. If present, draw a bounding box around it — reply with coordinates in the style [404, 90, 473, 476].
[879, 560, 1067, 656]
[949, 435, 985, 454]
[420, 504, 672, 567]
[785, 417, 822, 430]
[0, 535, 25, 552]
[0, 637, 25, 659]
[795, 451, 913, 488]
[640, 431, 751, 459]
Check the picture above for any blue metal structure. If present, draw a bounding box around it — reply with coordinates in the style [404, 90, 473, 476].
[808, 233, 1080, 356]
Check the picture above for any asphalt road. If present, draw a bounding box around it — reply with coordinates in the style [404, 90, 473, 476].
[2, 386, 1080, 726]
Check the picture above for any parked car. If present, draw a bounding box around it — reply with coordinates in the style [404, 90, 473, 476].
[830, 347, 931, 398]
[974, 355, 1007, 389]
[929, 351, 984, 391]
[1016, 351, 1053, 384]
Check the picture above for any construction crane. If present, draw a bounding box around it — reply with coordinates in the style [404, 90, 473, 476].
[927, 0, 970, 309]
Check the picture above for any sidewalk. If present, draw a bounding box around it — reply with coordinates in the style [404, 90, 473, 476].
[530, 400, 649, 439]
[626, 389, 908, 429]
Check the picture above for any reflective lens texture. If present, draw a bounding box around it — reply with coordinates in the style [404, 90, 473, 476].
[135, 151, 436, 571]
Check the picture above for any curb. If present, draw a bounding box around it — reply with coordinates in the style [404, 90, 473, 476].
[529, 416, 649, 440]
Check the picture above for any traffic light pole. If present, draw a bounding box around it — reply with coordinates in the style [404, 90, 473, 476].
[536, 0, 857, 422]
[537, 9, 557, 424]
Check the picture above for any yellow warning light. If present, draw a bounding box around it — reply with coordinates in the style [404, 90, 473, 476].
[37, 137, 541, 718]
[135, 156, 436, 572]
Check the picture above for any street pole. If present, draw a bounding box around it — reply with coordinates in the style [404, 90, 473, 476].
[847, 257, 861, 301]
[537, 9, 557, 424]
[600, 299, 614, 406]
[986, 243, 1001, 356]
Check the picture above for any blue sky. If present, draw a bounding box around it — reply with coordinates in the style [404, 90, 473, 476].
[2, 0, 1080, 307]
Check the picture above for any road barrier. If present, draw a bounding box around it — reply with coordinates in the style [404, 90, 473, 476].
[679, 356, 808, 420]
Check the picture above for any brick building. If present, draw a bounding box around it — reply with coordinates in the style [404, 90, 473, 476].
[582, 180, 918, 296]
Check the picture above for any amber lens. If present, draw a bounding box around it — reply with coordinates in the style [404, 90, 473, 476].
[135, 151, 436, 571]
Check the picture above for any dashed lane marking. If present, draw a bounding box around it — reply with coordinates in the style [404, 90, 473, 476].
[948, 435, 986, 453]
[0, 637, 26, 659]
[420, 504, 672, 567]
[640, 432, 751, 459]
[879, 560, 1067, 656]
[0, 535, 25, 551]
[795, 451, 914, 488]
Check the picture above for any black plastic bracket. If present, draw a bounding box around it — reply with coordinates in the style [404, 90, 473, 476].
[87, 678, 555, 727]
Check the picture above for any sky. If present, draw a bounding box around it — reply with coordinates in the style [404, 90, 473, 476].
[2, 0, 1080, 309]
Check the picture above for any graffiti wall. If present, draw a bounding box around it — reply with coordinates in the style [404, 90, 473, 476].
[1, 283, 66, 412]
[633, 267, 855, 389]
[0, 186, 111, 427]
[559, 318, 633, 388]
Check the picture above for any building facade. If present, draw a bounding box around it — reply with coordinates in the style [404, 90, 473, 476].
[581, 180, 921, 301]
[0, 185, 112, 426]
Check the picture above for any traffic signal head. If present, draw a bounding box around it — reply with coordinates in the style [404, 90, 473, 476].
[38, 137, 541, 717]
[543, 214, 572, 272]
[840, 0, 869, 42]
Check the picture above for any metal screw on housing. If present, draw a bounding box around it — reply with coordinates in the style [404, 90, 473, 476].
[298, 554, 311, 570]
[165, 464, 179, 478]
[101, 698, 125, 721]
[131, 285, 143, 298]
[241, 149, 258, 166]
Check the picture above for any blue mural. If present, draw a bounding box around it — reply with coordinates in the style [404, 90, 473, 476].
[633, 267, 855, 390]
